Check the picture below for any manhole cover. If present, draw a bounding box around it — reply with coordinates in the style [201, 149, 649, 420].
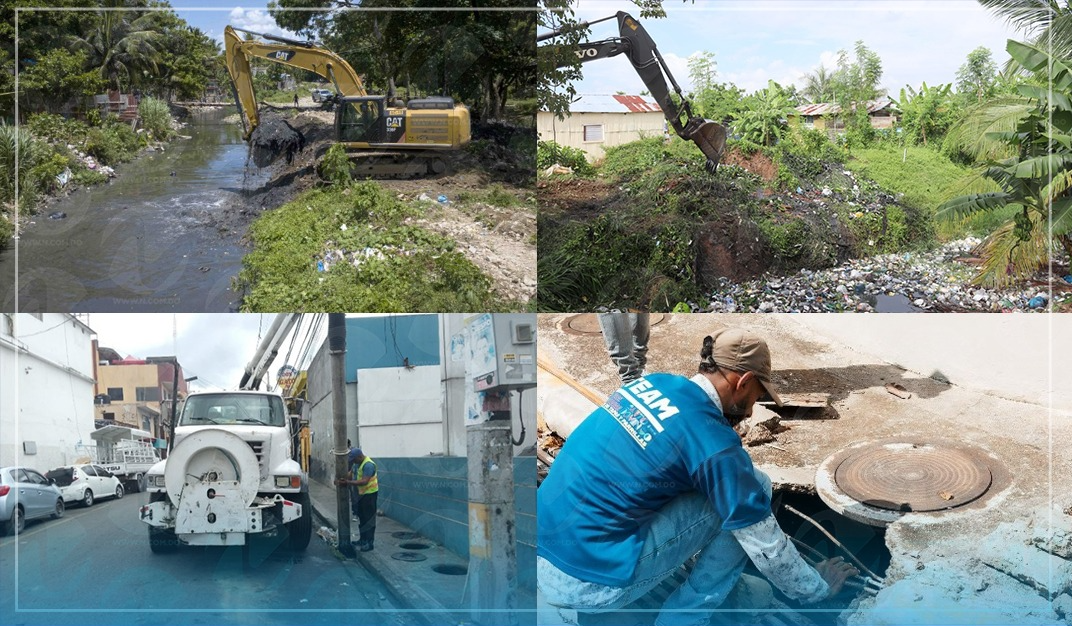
[432, 564, 467, 575]
[562, 313, 666, 336]
[399, 542, 430, 550]
[834, 442, 992, 512]
[392, 552, 427, 562]
[391, 531, 421, 540]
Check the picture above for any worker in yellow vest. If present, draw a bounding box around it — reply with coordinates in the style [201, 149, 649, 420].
[337, 447, 378, 551]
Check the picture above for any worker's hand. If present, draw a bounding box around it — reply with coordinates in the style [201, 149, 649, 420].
[815, 557, 858, 596]
[334, 478, 348, 486]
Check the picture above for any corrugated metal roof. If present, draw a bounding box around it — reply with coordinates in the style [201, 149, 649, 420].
[794, 97, 894, 116]
[567, 94, 662, 113]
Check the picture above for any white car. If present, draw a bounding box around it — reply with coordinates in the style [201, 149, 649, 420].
[311, 88, 333, 103]
[46, 464, 124, 507]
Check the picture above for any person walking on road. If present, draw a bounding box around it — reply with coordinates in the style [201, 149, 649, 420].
[336, 447, 378, 551]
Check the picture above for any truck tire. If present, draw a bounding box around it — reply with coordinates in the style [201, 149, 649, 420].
[148, 526, 179, 554]
[287, 492, 312, 551]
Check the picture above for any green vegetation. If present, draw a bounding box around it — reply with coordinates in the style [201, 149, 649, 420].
[318, 144, 353, 186]
[137, 97, 174, 142]
[238, 182, 510, 312]
[536, 141, 593, 176]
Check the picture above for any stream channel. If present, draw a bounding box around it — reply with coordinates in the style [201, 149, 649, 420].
[0, 108, 269, 312]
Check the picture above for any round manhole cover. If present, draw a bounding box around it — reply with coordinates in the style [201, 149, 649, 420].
[392, 552, 427, 562]
[562, 313, 666, 336]
[834, 442, 993, 512]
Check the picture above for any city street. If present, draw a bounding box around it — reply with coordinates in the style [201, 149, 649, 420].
[0, 494, 415, 626]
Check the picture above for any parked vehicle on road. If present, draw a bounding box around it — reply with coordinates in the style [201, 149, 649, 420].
[46, 464, 124, 508]
[140, 390, 311, 553]
[0, 466, 65, 535]
[310, 88, 332, 103]
[88, 425, 159, 494]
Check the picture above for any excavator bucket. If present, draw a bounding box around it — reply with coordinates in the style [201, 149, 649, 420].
[684, 118, 727, 172]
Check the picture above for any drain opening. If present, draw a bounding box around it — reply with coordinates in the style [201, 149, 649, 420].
[399, 542, 430, 550]
[748, 490, 892, 616]
[392, 552, 427, 562]
[432, 564, 467, 576]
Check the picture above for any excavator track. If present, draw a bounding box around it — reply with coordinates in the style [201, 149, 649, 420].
[316, 148, 451, 180]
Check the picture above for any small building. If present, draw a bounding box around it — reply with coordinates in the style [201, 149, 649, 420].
[538, 94, 666, 162]
[93, 349, 188, 443]
[791, 97, 898, 134]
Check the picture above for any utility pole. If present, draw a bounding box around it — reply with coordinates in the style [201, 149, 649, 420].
[467, 417, 517, 625]
[329, 313, 355, 558]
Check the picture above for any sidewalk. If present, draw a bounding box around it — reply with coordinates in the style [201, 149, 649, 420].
[307, 477, 535, 625]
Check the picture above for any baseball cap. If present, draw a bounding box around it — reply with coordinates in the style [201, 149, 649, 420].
[348, 448, 363, 462]
[710, 328, 783, 406]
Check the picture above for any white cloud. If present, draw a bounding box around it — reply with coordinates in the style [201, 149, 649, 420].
[226, 7, 295, 40]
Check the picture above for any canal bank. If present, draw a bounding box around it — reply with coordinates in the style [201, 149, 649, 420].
[0, 108, 275, 312]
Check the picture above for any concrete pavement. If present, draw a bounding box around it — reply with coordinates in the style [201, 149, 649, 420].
[307, 476, 535, 625]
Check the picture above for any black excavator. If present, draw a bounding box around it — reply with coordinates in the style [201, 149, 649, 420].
[539, 11, 727, 172]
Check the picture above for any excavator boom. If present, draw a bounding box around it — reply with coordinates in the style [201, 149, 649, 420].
[541, 11, 726, 171]
[224, 25, 366, 140]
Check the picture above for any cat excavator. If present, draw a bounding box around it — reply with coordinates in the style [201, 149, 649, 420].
[538, 11, 726, 172]
[224, 26, 471, 177]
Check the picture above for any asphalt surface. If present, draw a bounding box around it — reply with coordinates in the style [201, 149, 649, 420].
[0, 492, 415, 626]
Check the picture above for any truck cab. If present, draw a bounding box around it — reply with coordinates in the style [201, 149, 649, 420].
[140, 390, 311, 553]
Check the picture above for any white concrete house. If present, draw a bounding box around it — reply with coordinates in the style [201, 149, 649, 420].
[538, 94, 667, 162]
[0, 314, 96, 471]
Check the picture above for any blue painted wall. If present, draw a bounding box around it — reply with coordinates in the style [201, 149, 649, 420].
[345, 315, 440, 382]
[375, 456, 536, 589]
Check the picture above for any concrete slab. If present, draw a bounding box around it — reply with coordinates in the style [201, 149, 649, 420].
[308, 476, 536, 625]
[537, 313, 1072, 626]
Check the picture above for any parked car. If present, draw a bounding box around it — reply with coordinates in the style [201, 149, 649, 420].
[46, 464, 124, 508]
[311, 88, 333, 103]
[0, 466, 65, 535]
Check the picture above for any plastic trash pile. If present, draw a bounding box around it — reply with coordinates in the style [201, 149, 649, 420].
[697, 238, 1063, 313]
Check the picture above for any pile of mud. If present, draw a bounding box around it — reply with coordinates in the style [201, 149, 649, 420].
[249, 118, 306, 168]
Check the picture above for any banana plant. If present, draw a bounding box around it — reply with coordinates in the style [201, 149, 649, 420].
[937, 39, 1072, 286]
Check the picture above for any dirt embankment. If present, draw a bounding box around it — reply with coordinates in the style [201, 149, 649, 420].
[217, 107, 537, 305]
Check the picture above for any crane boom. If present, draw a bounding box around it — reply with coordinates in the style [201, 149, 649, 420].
[240, 314, 301, 391]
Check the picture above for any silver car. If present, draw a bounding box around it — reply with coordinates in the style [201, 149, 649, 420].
[0, 466, 65, 535]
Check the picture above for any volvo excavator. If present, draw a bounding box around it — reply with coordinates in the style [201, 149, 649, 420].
[224, 26, 471, 177]
[538, 11, 726, 172]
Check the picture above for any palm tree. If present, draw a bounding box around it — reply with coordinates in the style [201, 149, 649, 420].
[978, 0, 1072, 64]
[70, 3, 162, 93]
[736, 80, 796, 147]
[801, 65, 834, 103]
[937, 39, 1072, 286]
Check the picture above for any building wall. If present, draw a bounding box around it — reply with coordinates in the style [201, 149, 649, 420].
[376, 456, 536, 589]
[0, 314, 96, 471]
[537, 111, 666, 161]
[95, 363, 163, 431]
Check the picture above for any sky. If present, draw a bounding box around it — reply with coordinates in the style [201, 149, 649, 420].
[561, 0, 1027, 98]
[81, 313, 326, 394]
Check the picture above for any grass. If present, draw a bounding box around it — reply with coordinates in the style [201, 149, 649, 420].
[237, 182, 511, 312]
[845, 146, 1004, 240]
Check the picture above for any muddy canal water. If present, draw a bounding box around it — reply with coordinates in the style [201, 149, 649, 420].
[0, 109, 267, 312]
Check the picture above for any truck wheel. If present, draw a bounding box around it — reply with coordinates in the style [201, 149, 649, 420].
[82, 489, 94, 507]
[287, 492, 312, 551]
[149, 526, 179, 554]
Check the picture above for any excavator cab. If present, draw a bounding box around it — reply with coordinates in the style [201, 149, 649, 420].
[337, 97, 388, 143]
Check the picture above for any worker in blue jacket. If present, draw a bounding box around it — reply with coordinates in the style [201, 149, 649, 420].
[537, 328, 857, 626]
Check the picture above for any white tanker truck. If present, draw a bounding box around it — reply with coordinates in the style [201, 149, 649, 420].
[139, 390, 312, 553]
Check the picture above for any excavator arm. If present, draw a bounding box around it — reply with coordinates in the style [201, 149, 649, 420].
[224, 25, 367, 140]
[539, 11, 726, 171]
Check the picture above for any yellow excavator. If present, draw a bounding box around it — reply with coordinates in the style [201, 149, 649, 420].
[224, 25, 471, 177]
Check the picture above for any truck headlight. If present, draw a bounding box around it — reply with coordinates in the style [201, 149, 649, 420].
[275, 476, 301, 488]
[153, 475, 166, 488]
